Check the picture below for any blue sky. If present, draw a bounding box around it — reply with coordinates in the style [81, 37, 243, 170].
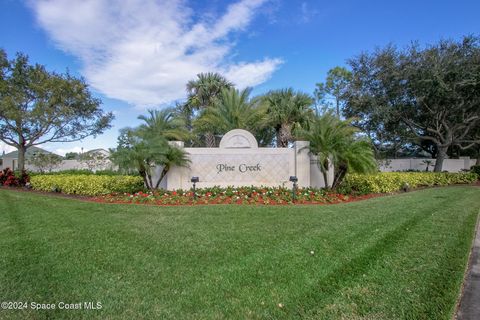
[1, 0, 479, 155]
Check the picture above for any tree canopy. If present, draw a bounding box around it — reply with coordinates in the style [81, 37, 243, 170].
[299, 112, 377, 188]
[343, 36, 480, 171]
[111, 108, 190, 189]
[185, 72, 233, 147]
[314, 66, 352, 117]
[193, 87, 267, 140]
[0, 50, 114, 171]
[262, 88, 314, 147]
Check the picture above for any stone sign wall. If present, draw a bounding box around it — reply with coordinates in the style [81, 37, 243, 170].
[155, 129, 327, 190]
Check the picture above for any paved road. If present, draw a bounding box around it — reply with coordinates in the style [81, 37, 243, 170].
[456, 216, 480, 320]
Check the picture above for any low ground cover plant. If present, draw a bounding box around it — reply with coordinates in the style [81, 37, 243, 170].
[340, 171, 478, 194]
[94, 186, 355, 205]
[30, 174, 144, 196]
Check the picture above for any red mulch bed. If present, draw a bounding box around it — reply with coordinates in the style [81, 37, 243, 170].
[89, 193, 387, 207]
[0, 185, 385, 206]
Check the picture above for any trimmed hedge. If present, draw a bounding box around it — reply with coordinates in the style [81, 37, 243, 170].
[340, 172, 478, 194]
[29, 169, 124, 176]
[30, 174, 144, 196]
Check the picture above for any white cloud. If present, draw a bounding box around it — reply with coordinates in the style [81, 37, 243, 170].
[300, 2, 319, 23]
[29, 0, 283, 108]
[224, 59, 283, 88]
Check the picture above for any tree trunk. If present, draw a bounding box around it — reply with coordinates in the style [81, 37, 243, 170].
[17, 145, 27, 172]
[332, 163, 348, 189]
[434, 146, 448, 172]
[275, 130, 282, 148]
[277, 124, 291, 148]
[320, 159, 330, 189]
[139, 169, 150, 189]
[147, 174, 153, 190]
[155, 167, 168, 189]
[205, 132, 216, 148]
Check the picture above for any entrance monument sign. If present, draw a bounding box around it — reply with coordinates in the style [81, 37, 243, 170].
[156, 129, 330, 190]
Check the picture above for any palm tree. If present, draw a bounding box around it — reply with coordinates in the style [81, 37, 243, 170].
[154, 145, 190, 189]
[111, 108, 191, 190]
[110, 128, 164, 189]
[186, 72, 234, 147]
[262, 88, 314, 147]
[193, 87, 266, 137]
[111, 129, 190, 190]
[300, 112, 377, 188]
[137, 107, 190, 142]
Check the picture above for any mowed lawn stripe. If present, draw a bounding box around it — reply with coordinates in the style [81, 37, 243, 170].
[0, 186, 479, 319]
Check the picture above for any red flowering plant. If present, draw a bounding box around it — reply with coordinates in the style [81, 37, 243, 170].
[0, 168, 30, 187]
[18, 170, 30, 186]
[93, 185, 354, 206]
[0, 168, 8, 185]
[1, 168, 18, 186]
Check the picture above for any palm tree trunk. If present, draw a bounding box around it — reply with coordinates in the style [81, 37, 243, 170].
[155, 167, 168, 189]
[139, 169, 150, 189]
[332, 163, 348, 189]
[205, 132, 216, 147]
[275, 130, 281, 148]
[321, 168, 329, 189]
[278, 124, 291, 148]
[147, 174, 154, 190]
[320, 159, 330, 189]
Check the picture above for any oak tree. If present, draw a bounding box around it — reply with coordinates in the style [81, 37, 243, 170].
[0, 50, 113, 171]
[344, 36, 480, 171]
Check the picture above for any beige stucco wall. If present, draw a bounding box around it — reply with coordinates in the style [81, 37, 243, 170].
[164, 145, 301, 190]
[153, 129, 329, 190]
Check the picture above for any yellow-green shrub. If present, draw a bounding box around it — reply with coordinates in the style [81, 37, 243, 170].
[340, 172, 478, 194]
[30, 174, 144, 196]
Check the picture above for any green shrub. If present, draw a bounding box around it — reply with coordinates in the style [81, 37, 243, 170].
[30, 174, 144, 196]
[470, 165, 480, 177]
[339, 172, 478, 194]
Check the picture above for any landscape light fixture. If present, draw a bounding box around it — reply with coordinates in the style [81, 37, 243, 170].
[191, 176, 199, 200]
[289, 176, 298, 202]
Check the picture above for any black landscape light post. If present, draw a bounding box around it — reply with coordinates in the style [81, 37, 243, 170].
[289, 176, 298, 202]
[191, 176, 199, 200]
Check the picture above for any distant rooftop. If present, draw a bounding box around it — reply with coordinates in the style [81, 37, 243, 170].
[85, 148, 110, 154]
[1, 146, 53, 159]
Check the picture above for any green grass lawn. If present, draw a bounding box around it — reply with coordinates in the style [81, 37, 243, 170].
[0, 187, 479, 319]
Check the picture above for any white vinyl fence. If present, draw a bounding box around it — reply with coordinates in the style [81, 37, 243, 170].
[379, 157, 477, 172]
[25, 160, 115, 173]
